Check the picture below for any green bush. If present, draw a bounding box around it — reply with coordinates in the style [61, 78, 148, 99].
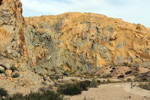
[127, 78, 132, 82]
[139, 83, 150, 91]
[10, 66, 17, 72]
[97, 80, 101, 85]
[39, 87, 47, 93]
[77, 80, 91, 91]
[8, 93, 25, 100]
[43, 90, 64, 100]
[90, 80, 98, 88]
[50, 75, 62, 81]
[24, 92, 41, 100]
[83, 96, 95, 100]
[0, 70, 4, 74]
[0, 88, 8, 97]
[8, 90, 64, 100]
[57, 83, 82, 95]
[38, 73, 43, 77]
[106, 78, 112, 83]
[25, 90, 64, 100]
[12, 73, 20, 78]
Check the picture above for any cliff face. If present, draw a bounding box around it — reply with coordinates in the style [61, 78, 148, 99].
[0, 0, 150, 75]
[25, 13, 150, 74]
[0, 0, 30, 68]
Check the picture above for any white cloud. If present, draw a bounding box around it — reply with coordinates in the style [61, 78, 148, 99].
[21, 0, 150, 28]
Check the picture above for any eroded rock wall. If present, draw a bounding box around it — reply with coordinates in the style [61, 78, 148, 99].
[25, 12, 150, 74]
[0, 0, 29, 63]
[1, 0, 150, 75]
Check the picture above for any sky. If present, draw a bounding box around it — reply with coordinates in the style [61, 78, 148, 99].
[21, 0, 150, 28]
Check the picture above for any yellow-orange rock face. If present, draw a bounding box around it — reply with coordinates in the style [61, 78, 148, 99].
[1, 0, 150, 74]
[0, 0, 28, 62]
[25, 12, 150, 73]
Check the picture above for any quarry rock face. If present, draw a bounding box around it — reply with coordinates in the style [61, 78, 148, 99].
[1, 0, 150, 75]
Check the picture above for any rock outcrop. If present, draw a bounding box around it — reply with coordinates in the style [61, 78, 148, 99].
[0, 0, 150, 76]
[25, 13, 150, 74]
[0, 0, 28, 65]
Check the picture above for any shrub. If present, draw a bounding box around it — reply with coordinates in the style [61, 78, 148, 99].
[83, 96, 95, 100]
[139, 83, 150, 91]
[77, 80, 91, 91]
[25, 90, 64, 100]
[8, 90, 64, 100]
[54, 82, 59, 87]
[41, 81, 47, 85]
[127, 78, 132, 82]
[106, 78, 112, 83]
[97, 80, 101, 85]
[10, 66, 17, 72]
[5, 50, 12, 59]
[55, 75, 61, 80]
[45, 67, 49, 71]
[39, 87, 47, 92]
[40, 90, 64, 100]
[57, 83, 82, 95]
[117, 75, 124, 79]
[62, 72, 69, 76]
[102, 80, 106, 84]
[90, 80, 98, 88]
[50, 75, 62, 81]
[24, 92, 41, 100]
[138, 77, 149, 82]
[48, 85, 53, 90]
[38, 73, 43, 77]
[0, 70, 4, 74]
[9, 93, 25, 100]
[0, 88, 8, 97]
[12, 73, 20, 78]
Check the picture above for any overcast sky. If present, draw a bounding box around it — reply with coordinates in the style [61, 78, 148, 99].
[21, 0, 150, 28]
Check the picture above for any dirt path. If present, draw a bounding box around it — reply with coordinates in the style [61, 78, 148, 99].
[65, 83, 150, 100]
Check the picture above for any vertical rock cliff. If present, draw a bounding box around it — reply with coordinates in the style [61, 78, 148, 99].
[0, 0, 28, 64]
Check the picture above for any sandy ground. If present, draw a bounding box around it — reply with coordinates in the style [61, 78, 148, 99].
[65, 83, 150, 100]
